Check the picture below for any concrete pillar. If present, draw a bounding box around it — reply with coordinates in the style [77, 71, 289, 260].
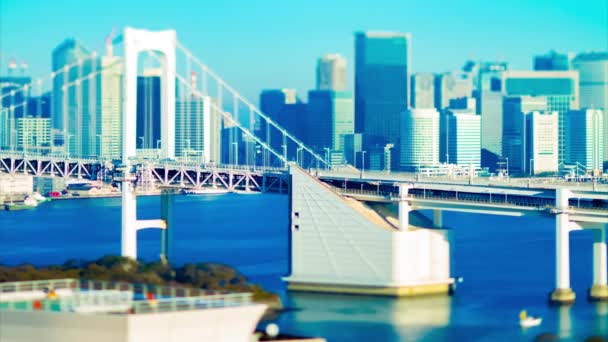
[398, 184, 411, 231]
[433, 209, 443, 228]
[121, 180, 137, 259]
[160, 191, 174, 263]
[551, 188, 575, 304]
[590, 226, 608, 301]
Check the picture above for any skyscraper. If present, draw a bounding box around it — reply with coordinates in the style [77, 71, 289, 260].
[441, 109, 480, 168]
[534, 51, 573, 71]
[572, 52, 608, 166]
[51, 39, 89, 135]
[501, 70, 579, 165]
[502, 96, 548, 174]
[400, 108, 439, 170]
[258, 89, 306, 154]
[175, 96, 221, 163]
[525, 111, 559, 175]
[573, 52, 608, 109]
[136, 69, 162, 151]
[97, 55, 123, 159]
[307, 90, 354, 152]
[411, 73, 435, 108]
[355, 31, 410, 145]
[463, 60, 507, 92]
[0, 76, 32, 149]
[434, 72, 473, 110]
[316, 54, 347, 91]
[565, 109, 604, 172]
[478, 91, 503, 168]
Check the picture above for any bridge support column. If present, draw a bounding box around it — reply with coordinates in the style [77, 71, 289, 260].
[160, 190, 174, 264]
[551, 188, 575, 305]
[121, 180, 138, 259]
[398, 184, 412, 230]
[590, 226, 608, 301]
[433, 210, 443, 228]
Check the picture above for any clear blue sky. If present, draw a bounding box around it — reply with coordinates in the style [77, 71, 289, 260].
[1, 0, 607, 101]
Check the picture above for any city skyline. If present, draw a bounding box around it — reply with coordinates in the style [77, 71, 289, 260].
[1, 0, 606, 102]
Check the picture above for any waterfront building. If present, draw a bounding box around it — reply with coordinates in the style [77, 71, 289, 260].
[16, 117, 51, 151]
[316, 54, 347, 91]
[411, 73, 435, 109]
[501, 70, 579, 165]
[434, 72, 473, 110]
[400, 108, 439, 170]
[0, 175, 33, 203]
[307, 90, 354, 153]
[355, 31, 410, 146]
[524, 111, 559, 175]
[440, 109, 480, 168]
[534, 51, 573, 71]
[258, 89, 306, 154]
[565, 109, 604, 173]
[502, 96, 548, 174]
[572, 52, 608, 165]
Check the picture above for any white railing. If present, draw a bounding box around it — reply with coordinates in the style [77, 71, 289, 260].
[132, 293, 252, 314]
[0, 279, 254, 315]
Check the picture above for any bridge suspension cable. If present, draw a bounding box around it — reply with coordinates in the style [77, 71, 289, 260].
[174, 42, 332, 169]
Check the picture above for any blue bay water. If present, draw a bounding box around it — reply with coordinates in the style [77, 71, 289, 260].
[0, 193, 606, 341]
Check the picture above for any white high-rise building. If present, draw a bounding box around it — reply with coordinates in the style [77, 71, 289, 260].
[0, 109, 8, 149]
[411, 73, 435, 109]
[97, 55, 123, 159]
[565, 109, 604, 172]
[316, 54, 347, 91]
[502, 96, 547, 174]
[572, 52, 608, 165]
[524, 111, 559, 175]
[442, 109, 480, 168]
[400, 108, 439, 169]
[175, 96, 221, 163]
[16, 117, 51, 151]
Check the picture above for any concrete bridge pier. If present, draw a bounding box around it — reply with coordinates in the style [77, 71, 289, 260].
[160, 191, 174, 263]
[398, 184, 412, 230]
[590, 225, 608, 301]
[433, 210, 443, 228]
[121, 178, 138, 259]
[551, 189, 576, 304]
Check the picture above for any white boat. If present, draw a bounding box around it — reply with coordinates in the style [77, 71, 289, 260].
[182, 188, 229, 195]
[519, 310, 542, 328]
[31, 192, 49, 202]
[234, 190, 261, 195]
[23, 197, 39, 207]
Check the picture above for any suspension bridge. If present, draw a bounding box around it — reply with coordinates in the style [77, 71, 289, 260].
[1, 27, 607, 304]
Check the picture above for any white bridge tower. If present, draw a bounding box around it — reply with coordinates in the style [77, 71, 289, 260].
[120, 27, 177, 260]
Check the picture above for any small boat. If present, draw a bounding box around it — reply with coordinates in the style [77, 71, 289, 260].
[182, 188, 229, 195]
[31, 192, 51, 203]
[4, 198, 38, 211]
[519, 310, 542, 328]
